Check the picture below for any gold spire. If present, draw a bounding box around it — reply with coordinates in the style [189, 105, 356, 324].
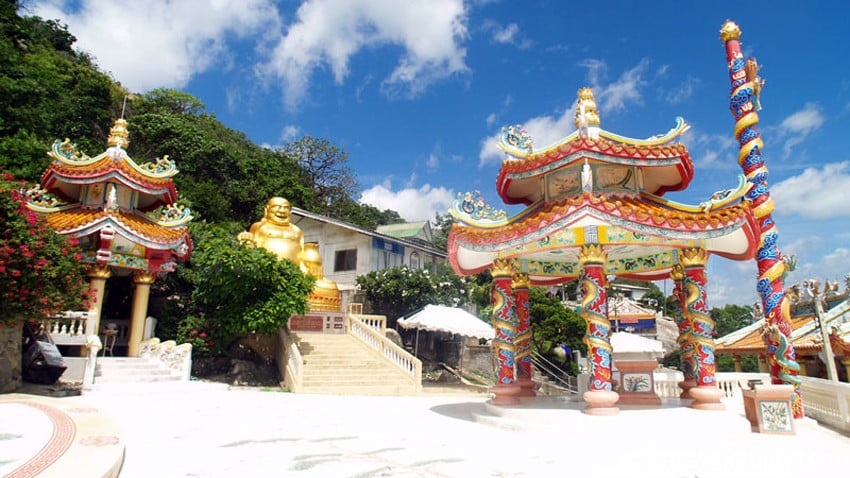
[575, 87, 601, 132]
[720, 21, 741, 42]
[107, 118, 130, 148]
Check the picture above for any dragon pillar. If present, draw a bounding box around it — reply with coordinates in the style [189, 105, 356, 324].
[671, 265, 697, 399]
[490, 259, 520, 405]
[721, 20, 803, 418]
[512, 273, 535, 396]
[579, 244, 619, 415]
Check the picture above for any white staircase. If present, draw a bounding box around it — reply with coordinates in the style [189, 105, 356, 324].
[294, 333, 420, 395]
[94, 357, 182, 384]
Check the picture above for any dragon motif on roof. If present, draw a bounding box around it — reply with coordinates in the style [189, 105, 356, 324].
[450, 190, 508, 226]
[25, 184, 68, 208]
[501, 125, 533, 153]
[139, 155, 178, 177]
[145, 202, 193, 226]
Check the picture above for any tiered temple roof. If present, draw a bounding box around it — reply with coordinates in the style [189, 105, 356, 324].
[448, 87, 758, 284]
[26, 118, 192, 274]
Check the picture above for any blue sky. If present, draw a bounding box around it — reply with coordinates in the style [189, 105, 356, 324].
[25, 0, 850, 306]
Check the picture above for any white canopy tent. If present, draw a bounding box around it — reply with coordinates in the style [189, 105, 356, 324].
[397, 305, 494, 368]
[397, 305, 494, 339]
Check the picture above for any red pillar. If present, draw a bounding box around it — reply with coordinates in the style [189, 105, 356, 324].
[512, 273, 535, 397]
[579, 245, 619, 415]
[490, 259, 520, 406]
[671, 265, 696, 399]
[681, 248, 724, 411]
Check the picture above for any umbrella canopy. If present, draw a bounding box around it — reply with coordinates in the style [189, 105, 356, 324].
[397, 305, 495, 340]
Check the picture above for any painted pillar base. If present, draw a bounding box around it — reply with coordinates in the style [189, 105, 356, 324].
[689, 385, 725, 411]
[678, 378, 696, 400]
[490, 383, 522, 406]
[582, 390, 620, 415]
[515, 377, 537, 397]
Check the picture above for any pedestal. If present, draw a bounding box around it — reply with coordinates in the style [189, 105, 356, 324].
[689, 385, 725, 411]
[490, 383, 521, 406]
[583, 390, 620, 415]
[742, 384, 795, 434]
[616, 360, 661, 406]
[515, 377, 537, 397]
[678, 378, 696, 400]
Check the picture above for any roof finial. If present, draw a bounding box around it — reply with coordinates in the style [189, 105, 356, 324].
[575, 87, 601, 140]
[107, 118, 129, 149]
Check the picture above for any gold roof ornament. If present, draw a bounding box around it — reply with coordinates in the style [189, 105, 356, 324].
[719, 20, 741, 42]
[575, 87, 601, 139]
[107, 118, 130, 148]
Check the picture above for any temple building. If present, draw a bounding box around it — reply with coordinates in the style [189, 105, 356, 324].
[448, 87, 759, 413]
[716, 280, 850, 381]
[25, 118, 192, 356]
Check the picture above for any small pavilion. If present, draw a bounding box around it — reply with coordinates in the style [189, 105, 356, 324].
[448, 88, 759, 413]
[25, 118, 192, 356]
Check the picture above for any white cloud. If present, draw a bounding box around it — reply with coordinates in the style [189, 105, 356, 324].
[665, 76, 700, 104]
[258, 0, 469, 110]
[483, 21, 531, 49]
[682, 129, 738, 169]
[485, 112, 498, 128]
[777, 103, 825, 159]
[593, 58, 650, 112]
[772, 161, 850, 219]
[360, 182, 455, 222]
[426, 154, 440, 170]
[280, 125, 301, 141]
[30, 0, 280, 92]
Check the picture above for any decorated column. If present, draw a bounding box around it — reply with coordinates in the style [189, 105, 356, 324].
[681, 248, 723, 410]
[85, 264, 112, 337]
[512, 273, 535, 396]
[671, 265, 696, 399]
[721, 20, 802, 418]
[490, 258, 520, 405]
[733, 355, 743, 373]
[127, 271, 156, 357]
[578, 244, 618, 415]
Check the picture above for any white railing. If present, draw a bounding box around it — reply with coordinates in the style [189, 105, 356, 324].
[278, 327, 303, 393]
[347, 316, 422, 392]
[40, 311, 91, 345]
[715, 372, 771, 399]
[651, 371, 770, 399]
[139, 338, 193, 381]
[800, 376, 850, 433]
[349, 313, 386, 334]
[83, 335, 102, 387]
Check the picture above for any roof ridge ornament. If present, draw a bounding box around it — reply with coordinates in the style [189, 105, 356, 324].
[575, 87, 601, 140]
[107, 118, 130, 149]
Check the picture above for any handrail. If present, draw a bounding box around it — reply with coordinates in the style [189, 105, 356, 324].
[531, 352, 578, 393]
[349, 313, 386, 333]
[138, 338, 193, 381]
[800, 376, 850, 433]
[346, 316, 422, 392]
[279, 327, 303, 393]
[40, 310, 91, 345]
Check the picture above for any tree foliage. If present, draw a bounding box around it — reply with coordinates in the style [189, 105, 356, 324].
[356, 265, 478, 325]
[173, 222, 314, 347]
[528, 287, 586, 364]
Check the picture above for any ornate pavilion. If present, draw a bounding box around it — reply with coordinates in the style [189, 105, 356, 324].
[25, 118, 192, 356]
[448, 88, 760, 413]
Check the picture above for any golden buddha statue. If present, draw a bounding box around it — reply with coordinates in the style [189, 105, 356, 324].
[239, 197, 340, 311]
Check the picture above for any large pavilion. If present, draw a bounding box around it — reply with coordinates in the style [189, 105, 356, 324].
[447, 87, 759, 413]
[25, 118, 192, 356]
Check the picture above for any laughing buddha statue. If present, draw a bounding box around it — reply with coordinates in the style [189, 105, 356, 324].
[238, 197, 341, 311]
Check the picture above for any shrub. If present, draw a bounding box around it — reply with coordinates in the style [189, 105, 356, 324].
[0, 173, 93, 323]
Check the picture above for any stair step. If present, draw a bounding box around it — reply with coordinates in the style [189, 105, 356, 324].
[94, 374, 182, 383]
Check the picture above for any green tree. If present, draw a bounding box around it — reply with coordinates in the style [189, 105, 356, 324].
[711, 303, 755, 338]
[282, 135, 358, 219]
[169, 222, 314, 352]
[431, 212, 454, 252]
[528, 287, 585, 368]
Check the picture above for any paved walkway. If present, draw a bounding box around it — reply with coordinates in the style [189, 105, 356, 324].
[2, 382, 849, 477]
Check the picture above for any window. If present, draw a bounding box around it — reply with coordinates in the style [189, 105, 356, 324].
[334, 249, 357, 272]
[409, 251, 421, 269]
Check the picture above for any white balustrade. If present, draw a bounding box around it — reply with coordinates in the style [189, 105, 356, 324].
[347, 316, 422, 391]
[800, 376, 850, 433]
[279, 328, 303, 393]
[139, 338, 193, 381]
[41, 311, 91, 345]
[349, 313, 386, 334]
[714, 372, 771, 399]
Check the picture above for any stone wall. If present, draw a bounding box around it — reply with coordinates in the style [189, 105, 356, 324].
[0, 323, 22, 393]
